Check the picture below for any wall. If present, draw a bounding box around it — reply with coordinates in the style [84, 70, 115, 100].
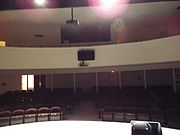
[6, 24, 61, 47]
[146, 69, 173, 86]
[76, 73, 96, 92]
[46, 74, 74, 89]
[0, 1, 179, 47]
[176, 68, 180, 92]
[0, 69, 176, 95]
[98, 72, 119, 87]
[45, 70, 174, 89]
[0, 75, 21, 95]
[124, 24, 167, 43]
[0, 35, 180, 70]
[0, 35, 180, 94]
[121, 70, 144, 87]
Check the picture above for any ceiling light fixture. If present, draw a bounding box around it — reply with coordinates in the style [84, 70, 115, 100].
[66, 0, 80, 26]
[100, 0, 119, 9]
[88, 0, 129, 18]
[34, 0, 46, 6]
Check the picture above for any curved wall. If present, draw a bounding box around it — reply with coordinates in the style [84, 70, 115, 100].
[0, 35, 180, 70]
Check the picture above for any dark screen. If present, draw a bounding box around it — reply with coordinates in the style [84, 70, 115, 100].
[61, 24, 111, 43]
[78, 50, 95, 61]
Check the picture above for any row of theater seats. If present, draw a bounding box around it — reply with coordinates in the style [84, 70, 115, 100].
[0, 86, 177, 109]
[95, 86, 178, 105]
[0, 89, 77, 112]
[95, 87, 179, 111]
[147, 86, 178, 104]
[99, 105, 180, 129]
[94, 86, 180, 129]
[0, 106, 64, 127]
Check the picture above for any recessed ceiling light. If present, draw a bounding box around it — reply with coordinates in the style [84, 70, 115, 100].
[34, 0, 46, 6]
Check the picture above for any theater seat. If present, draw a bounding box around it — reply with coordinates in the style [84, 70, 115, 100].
[125, 106, 136, 122]
[50, 106, 63, 121]
[165, 108, 180, 129]
[151, 107, 165, 126]
[113, 106, 125, 122]
[24, 108, 37, 123]
[37, 107, 50, 122]
[0, 111, 11, 127]
[11, 109, 24, 125]
[137, 107, 150, 121]
[102, 106, 114, 121]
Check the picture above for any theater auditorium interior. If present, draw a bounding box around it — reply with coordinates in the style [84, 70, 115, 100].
[0, 0, 180, 134]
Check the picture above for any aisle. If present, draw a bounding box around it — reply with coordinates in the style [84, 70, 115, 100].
[66, 101, 99, 121]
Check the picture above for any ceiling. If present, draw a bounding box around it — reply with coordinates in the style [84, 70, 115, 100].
[0, 0, 179, 47]
[0, 0, 179, 10]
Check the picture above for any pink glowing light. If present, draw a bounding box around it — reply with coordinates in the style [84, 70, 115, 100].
[88, 0, 129, 19]
[34, 0, 46, 6]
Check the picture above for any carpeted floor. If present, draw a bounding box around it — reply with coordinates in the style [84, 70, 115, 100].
[65, 101, 99, 121]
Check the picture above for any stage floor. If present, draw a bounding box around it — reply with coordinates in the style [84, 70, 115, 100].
[0, 121, 180, 135]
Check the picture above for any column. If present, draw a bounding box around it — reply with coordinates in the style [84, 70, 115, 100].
[96, 72, 99, 92]
[143, 70, 147, 89]
[73, 73, 76, 93]
[172, 68, 177, 93]
[34, 75, 40, 91]
[50, 74, 53, 91]
[27, 75, 29, 90]
[119, 71, 122, 89]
